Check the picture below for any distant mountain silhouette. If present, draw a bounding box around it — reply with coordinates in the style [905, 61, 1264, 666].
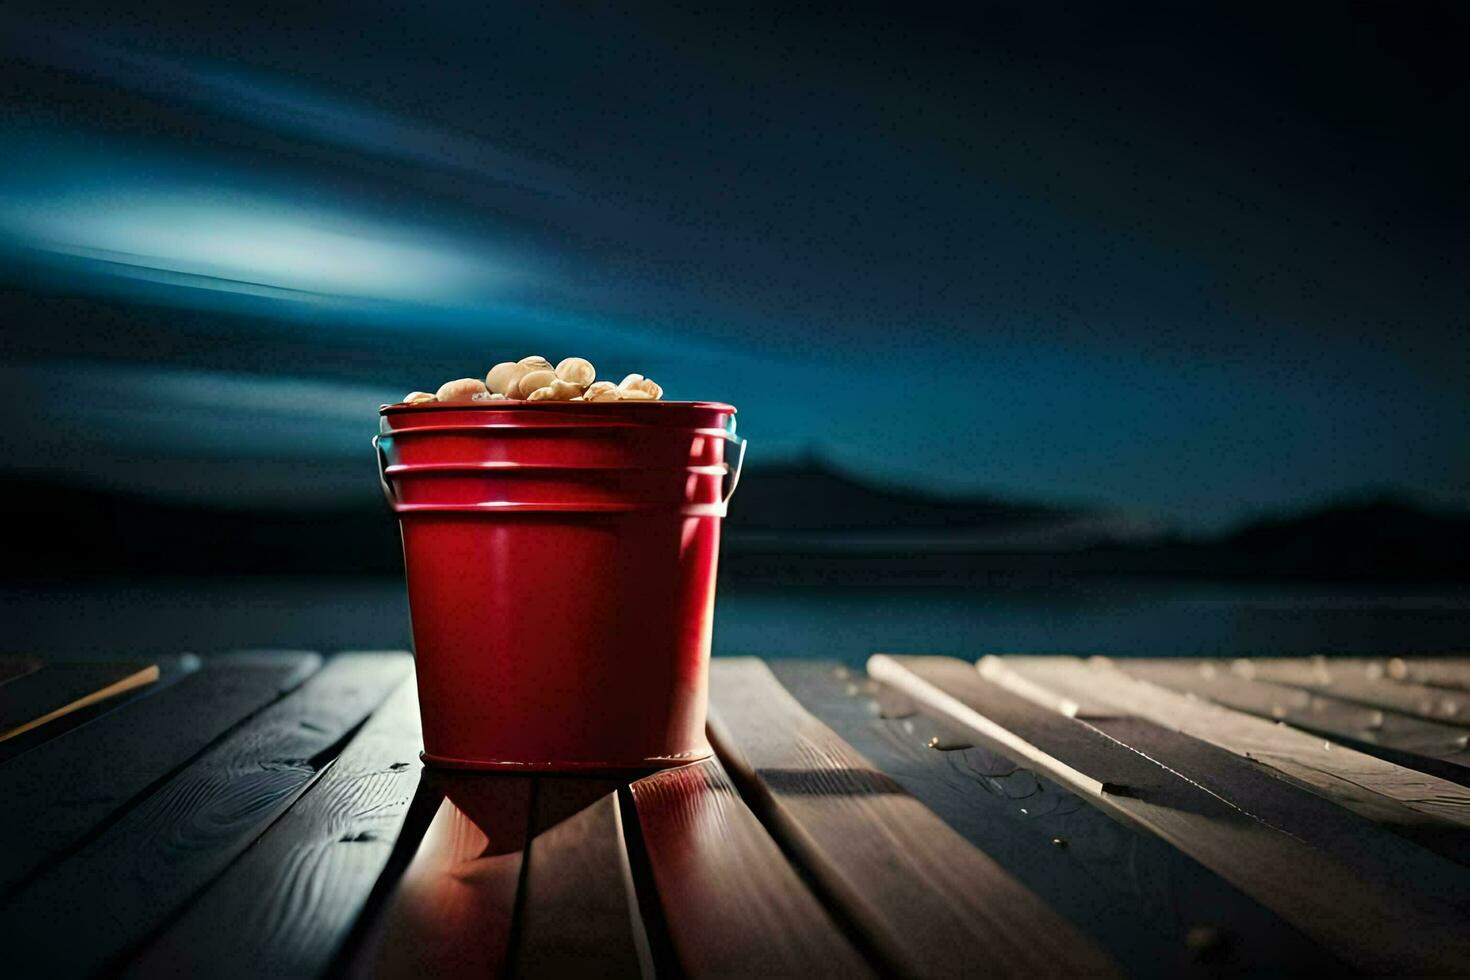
[723, 458, 1165, 553]
[1214, 494, 1470, 581]
[1, 465, 1464, 582]
[725, 458, 1074, 532]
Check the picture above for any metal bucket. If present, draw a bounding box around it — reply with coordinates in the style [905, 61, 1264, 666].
[376, 400, 744, 771]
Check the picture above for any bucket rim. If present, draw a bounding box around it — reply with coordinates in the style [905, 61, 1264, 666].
[380, 399, 735, 415]
[378, 422, 734, 439]
[383, 461, 729, 476]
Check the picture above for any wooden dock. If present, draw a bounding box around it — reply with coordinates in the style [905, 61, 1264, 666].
[5, 651, 1470, 977]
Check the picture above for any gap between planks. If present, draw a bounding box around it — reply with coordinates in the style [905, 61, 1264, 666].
[770, 661, 1340, 977]
[869, 654, 1470, 976]
[0, 651, 322, 896]
[1115, 659, 1470, 781]
[708, 657, 1118, 979]
[982, 655, 1470, 836]
[630, 753, 872, 978]
[509, 778, 650, 979]
[0, 661, 161, 743]
[343, 773, 532, 979]
[2, 653, 412, 978]
[1244, 657, 1470, 724]
[123, 674, 425, 980]
[973, 658, 1470, 919]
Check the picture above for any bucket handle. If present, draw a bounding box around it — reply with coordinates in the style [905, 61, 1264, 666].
[722, 431, 747, 505]
[372, 435, 397, 506]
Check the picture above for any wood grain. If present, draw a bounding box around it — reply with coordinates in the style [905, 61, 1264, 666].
[1245, 657, 1470, 723]
[1292, 656, 1470, 692]
[1119, 659, 1470, 778]
[969, 661, 1470, 917]
[123, 674, 423, 979]
[1388, 657, 1470, 691]
[0, 661, 160, 742]
[629, 755, 873, 979]
[984, 656, 1470, 836]
[347, 772, 532, 979]
[872, 654, 1470, 975]
[0, 651, 319, 895]
[2, 653, 411, 978]
[772, 661, 1338, 977]
[709, 658, 1117, 979]
[510, 779, 649, 978]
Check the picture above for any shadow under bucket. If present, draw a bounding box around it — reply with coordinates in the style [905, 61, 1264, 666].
[376, 400, 744, 771]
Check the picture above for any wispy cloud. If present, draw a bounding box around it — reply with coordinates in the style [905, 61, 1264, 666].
[1, 19, 580, 199]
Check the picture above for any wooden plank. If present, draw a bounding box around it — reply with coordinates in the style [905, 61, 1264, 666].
[347, 772, 532, 980]
[708, 658, 1117, 979]
[2, 653, 412, 978]
[0, 655, 200, 768]
[983, 656, 1470, 843]
[0, 651, 319, 895]
[969, 660, 1470, 919]
[123, 674, 423, 979]
[1245, 657, 1470, 723]
[771, 661, 1337, 977]
[0, 660, 160, 742]
[0, 655, 41, 686]
[511, 779, 649, 979]
[1299, 656, 1470, 692]
[629, 755, 873, 979]
[1119, 659, 1470, 779]
[1387, 656, 1470, 692]
[871, 654, 1470, 975]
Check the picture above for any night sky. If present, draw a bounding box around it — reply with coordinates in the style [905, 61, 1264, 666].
[1, 3, 1465, 529]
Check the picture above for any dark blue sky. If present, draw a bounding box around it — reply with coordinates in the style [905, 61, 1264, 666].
[1, 3, 1466, 528]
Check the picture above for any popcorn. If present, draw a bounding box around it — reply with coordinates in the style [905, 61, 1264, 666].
[408, 355, 663, 405]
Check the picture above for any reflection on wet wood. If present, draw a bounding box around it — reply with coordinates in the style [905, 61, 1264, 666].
[772, 660, 1338, 977]
[0, 660, 160, 742]
[2, 653, 411, 978]
[710, 657, 1117, 979]
[630, 755, 871, 978]
[0, 652, 319, 894]
[986, 655, 1470, 837]
[1119, 659, 1470, 779]
[350, 773, 532, 979]
[511, 780, 649, 979]
[125, 674, 423, 979]
[873, 654, 1470, 975]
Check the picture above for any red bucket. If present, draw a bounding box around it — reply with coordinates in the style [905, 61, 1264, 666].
[376, 400, 744, 771]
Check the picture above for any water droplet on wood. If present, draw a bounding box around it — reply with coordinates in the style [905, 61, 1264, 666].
[927, 736, 973, 751]
[1185, 924, 1224, 954]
